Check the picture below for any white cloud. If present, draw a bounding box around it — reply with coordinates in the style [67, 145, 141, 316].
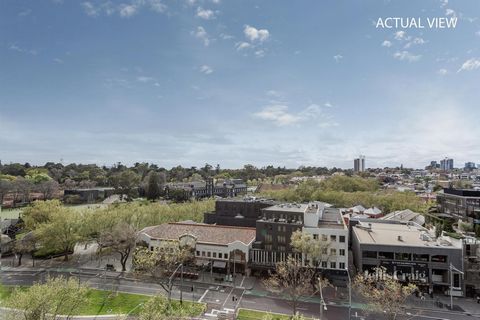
[244, 25, 270, 42]
[253, 103, 335, 127]
[255, 49, 266, 58]
[199, 65, 213, 74]
[333, 54, 343, 62]
[235, 41, 251, 51]
[136, 76, 156, 83]
[382, 40, 392, 47]
[53, 58, 64, 64]
[440, 0, 448, 8]
[211, 0, 220, 3]
[445, 8, 456, 17]
[8, 44, 37, 55]
[324, 102, 333, 108]
[394, 31, 406, 40]
[404, 37, 425, 49]
[458, 58, 480, 72]
[81, 2, 99, 16]
[192, 26, 210, 46]
[119, 4, 138, 17]
[476, 30, 480, 37]
[196, 7, 215, 20]
[81, 0, 166, 17]
[393, 51, 421, 62]
[219, 33, 234, 40]
[437, 68, 448, 75]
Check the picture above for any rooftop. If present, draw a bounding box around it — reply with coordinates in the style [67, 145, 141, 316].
[263, 203, 308, 213]
[140, 222, 256, 246]
[353, 221, 461, 249]
[317, 208, 347, 229]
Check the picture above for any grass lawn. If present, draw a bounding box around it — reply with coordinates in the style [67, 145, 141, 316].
[0, 208, 22, 220]
[237, 309, 300, 320]
[0, 285, 204, 316]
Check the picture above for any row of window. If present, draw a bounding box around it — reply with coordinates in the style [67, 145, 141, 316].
[312, 234, 346, 243]
[362, 251, 448, 263]
[196, 250, 229, 259]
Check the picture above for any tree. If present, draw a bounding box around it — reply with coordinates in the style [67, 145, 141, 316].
[138, 295, 205, 320]
[37, 180, 59, 200]
[145, 171, 164, 200]
[354, 267, 417, 320]
[22, 199, 63, 230]
[109, 170, 141, 200]
[263, 257, 315, 315]
[34, 206, 81, 261]
[13, 232, 36, 267]
[5, 276, 88, 320]
[0, 178, 12, 206]
[97, 222, 137, 272]
[133, 242, 194, 301]
[290, 230, 330, 267]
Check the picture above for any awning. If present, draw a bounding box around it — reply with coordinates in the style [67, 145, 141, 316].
[213, 260, 227, 268]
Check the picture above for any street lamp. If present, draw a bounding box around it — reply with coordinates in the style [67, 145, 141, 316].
[449, 263, 464, 310]
[345, 268, 352, 320]
[318, 277, 327, 319]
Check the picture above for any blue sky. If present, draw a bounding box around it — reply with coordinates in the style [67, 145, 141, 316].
[1, 0, 480, 169]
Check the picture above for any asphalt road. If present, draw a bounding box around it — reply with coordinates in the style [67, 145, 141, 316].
[1, 269, 479, 320]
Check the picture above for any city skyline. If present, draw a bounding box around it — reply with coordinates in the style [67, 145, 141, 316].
[1, 0, 480, 168]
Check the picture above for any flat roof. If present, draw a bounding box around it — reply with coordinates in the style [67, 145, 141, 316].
[353, 222, 461, 249]
[263, 203, 308, 213]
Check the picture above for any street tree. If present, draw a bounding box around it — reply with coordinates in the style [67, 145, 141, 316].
[263, 256, 315, 315]
[5, 276, 88, 320]
[34, 206, 81, 261]
[97, 222, 137, 272]
[290, 230, 331, 268]
[22, 199, 63, 230]
[353, 266, 417, 320]
[138, 295, 205, 320]
[13, 232, 36, 267]
[133, 242, 194, 302]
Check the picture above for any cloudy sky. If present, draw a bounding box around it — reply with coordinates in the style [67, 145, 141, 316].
[1, 0, 480, 169]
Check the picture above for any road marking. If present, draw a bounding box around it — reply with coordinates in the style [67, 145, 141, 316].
[198, 289, 209, 303]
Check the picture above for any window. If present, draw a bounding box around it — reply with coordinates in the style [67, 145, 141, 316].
[196, 250, 200, 256]
[339, 236, 346, 243]
[322, 234, 328, 241]
[339, 249, 345, 256]
[313, 234, 319, 240]
[330, 248, 337, 255]
[265, 234, 273, 243]
[378, 251, 394, 259]
[362, 251, 377, 259]
[265, 245, 272, 251]
[330, 235, 337, 242]
[213, 252, 217, 258]
[322, 248, 328, 255]
[278, 235, 286, 243]
[224, 253, 229, 259]
[321, 261, 327, 268]
[339, 262, 345, 269]
[330, 262, 336, 269]
[207, 252, 211, 258]
[413, 254, 429, 262]
[431, 255, 447, 263]
[395, 253, 411, 261]
[278, 246, 286, 252]
[218, 253, 222, 259]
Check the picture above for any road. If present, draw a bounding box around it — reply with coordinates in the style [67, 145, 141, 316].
[1, 269, 479, 320]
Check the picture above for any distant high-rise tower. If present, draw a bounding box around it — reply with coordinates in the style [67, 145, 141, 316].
[440, 158, 454, 171]
[354, 155, 365, 172]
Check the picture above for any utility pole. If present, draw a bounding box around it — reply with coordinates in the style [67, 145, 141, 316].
[318, 277, 327, 319]
[449, 263, 464, 310]
[346, 268, 352, 320]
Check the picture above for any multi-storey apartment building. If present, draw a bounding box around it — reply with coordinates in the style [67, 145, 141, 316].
[352, 221, 464, 296]
[354, 155, 365, 173]
[204, 197, 277, 227]
[249, 202, 349, 276]
[437, 188, 480, 222]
